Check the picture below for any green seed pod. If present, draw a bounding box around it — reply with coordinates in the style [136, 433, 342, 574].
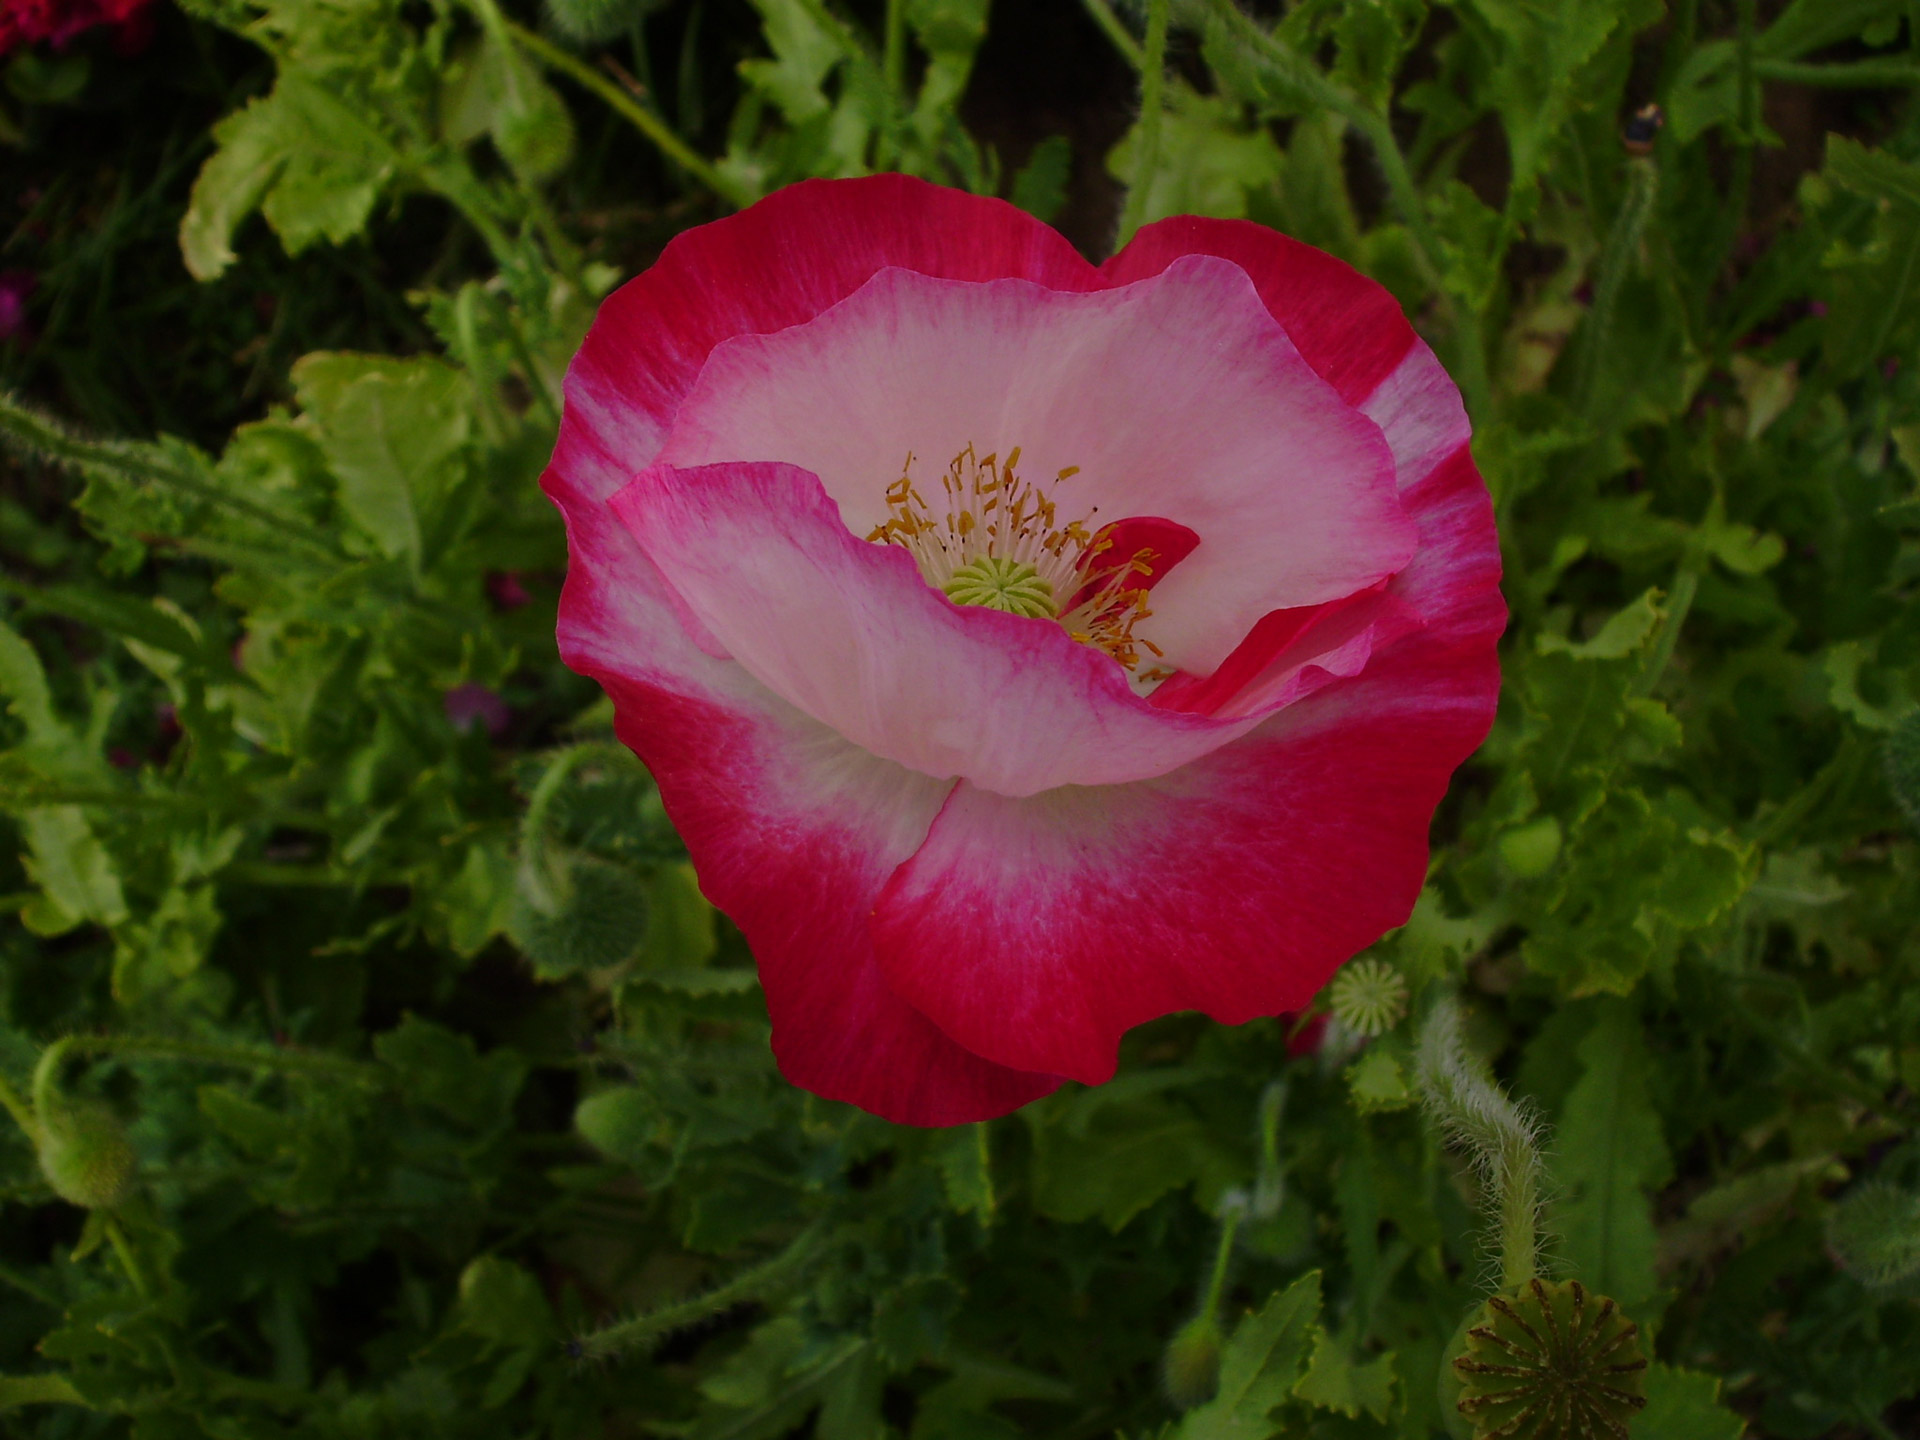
[1827, 1180, 1920, 1287]
[1163, 1313, 1223, 1410]
[36, 1098, 136, 1210]
[1886, 709, 1920, 831]
[511, 850, 651, 978]
[1327, 957, 1410, 1036]
[1452, 1278, 1647, 1440]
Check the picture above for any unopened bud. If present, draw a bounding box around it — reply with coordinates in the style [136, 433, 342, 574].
[37, 1099, 136, 1209]
[1163, 1313, 1222, 1410]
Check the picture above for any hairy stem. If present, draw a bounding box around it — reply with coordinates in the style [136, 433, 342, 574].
[1572, 157, 1659, 421]
[508, 22, 752, 207]
[573, 1221, 828, 1361]
[1415, 998, 1544, 1292]
[37, 1034, 386, 1093]
[0, 393, 345, 559]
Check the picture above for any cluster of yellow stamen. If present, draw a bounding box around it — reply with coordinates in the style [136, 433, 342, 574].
[866, 444, 1166, 673]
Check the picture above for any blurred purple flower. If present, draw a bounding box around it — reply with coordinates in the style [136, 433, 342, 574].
[445, 683, 511, 737]
[486, 570, 531, 609]
[0, 270, 36, 345]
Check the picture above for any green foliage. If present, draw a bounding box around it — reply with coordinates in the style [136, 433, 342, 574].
[2, 0, 1920, 1434]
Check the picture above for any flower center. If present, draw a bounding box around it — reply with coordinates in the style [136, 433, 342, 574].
[942, 556, 1056, 617]
[867, 444, 1167, 673]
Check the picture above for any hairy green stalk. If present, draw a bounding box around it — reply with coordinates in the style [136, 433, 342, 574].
[1415, 999, 1545, 1292]
[37, 1034, 387, 1094]
[507, 22, 753, 208]
[0, 392, 345, 560]
[572, 1221, 829, 1361]
[1572, 157, 1660, 421]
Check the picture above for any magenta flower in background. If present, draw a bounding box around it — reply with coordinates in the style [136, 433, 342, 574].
[545, 176, 1504, 1126]
[0, 271, 35, 345]
[444, 683, 512, 739]
[0, 0, 154, 56]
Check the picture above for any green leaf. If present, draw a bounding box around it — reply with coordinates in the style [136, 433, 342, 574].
[1534, 587, 1664, 661]
[1670, 1, 1910, 142]
[18, 808, 127, 936]
[1027, 1093, 1231, 1231]
[373, 1016, 525, 1133]
[1009, 135, 1071, 223]
[1550, 1001, 1672, 1318]
[1290, 1328, 1396, 1422]
[291, 352, 472, 567]
[936, 1124, 994, 1219]
[455, 1255, 557, 1349]
[1634, 1364, 1747, 1440]
[0, 619, 61, 747]
[904, 0, 990, 123]
[0, 1373, 89, 1411]
[636, 860, 717, 971]
[1179, 1272, 1322, 1440]
[181, 75, 397, 279]
[0, 576, 238, 680]
[1107, 85, 1284, 230]
[444, 26, 576, 183]
[1819, 137, 1920, 378]
[1459, 0, 1654, 193]
[180, 91, 289, 281]
[1346, 1047, 1414, 1114]
[1886, 709, 1920, 829]
[739, 0, 847, 125]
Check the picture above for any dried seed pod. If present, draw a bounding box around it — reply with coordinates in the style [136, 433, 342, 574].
[1452, 1278, 1648, 1440]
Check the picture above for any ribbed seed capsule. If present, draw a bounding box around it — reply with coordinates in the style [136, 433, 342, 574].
[942, 555, 1057, 618]
[1452, 1278, 1647, 1440]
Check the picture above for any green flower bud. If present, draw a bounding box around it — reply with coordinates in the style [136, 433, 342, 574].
[36, 1098, 136, 1210]
[1827, 1180, 1920, 1287]
[1163, 1313, 1223, 1410]
[1452, 1278, 1647, 1440]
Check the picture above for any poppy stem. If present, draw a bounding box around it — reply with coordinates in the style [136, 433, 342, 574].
[1115, 0, 1172, 247]
[507, 21, 754, 208]
[1414, 998, 1544, 1292]
[571, 1220, 830, 1361]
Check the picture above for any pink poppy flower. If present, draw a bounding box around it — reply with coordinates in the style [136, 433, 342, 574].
[545, 176, 1503, 1126]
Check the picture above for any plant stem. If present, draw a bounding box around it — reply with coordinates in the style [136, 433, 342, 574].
[883, 0, 907, 100]
[1756, 58, 1920, 88]
[1116, 0, 1171, 247]
[1079, 0, 1144, 70]
[573, 1221, 828, 1361]
[1200, 1207, 1242, 1321]
[39, 1034, 386, 1090]
[0, 393, 345, 560]
[0, 1072, 36, 1143]
[1572, 157, 1659, 421]
[508, 22, 753, 208]
[1415, 999, 1542, 1292]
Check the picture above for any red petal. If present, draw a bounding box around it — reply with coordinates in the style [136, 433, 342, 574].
[1104, 217, 1416, 408]
[599, 675, 1059, 1125]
